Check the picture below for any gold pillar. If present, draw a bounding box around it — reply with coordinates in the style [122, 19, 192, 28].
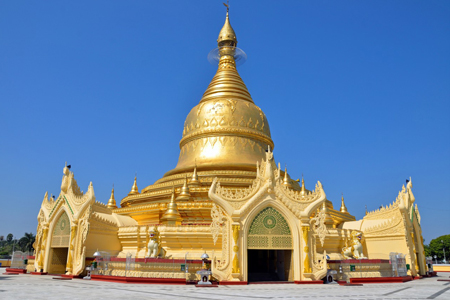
[411, 232, 419, 273]
[38, 225, 49, 271]
[66, 222, 78, 274]
[422, 250, 428, 273]
[420, 235, 427, 273]
[302, 226, 312, 273]
[232, 224, 240, 274]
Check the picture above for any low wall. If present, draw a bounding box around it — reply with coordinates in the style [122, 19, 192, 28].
[328, 259, 393, 280]
[1, 255, 34, 270]
[0, 259, 11, 267]
[26, 257, 35, 273]
[433, 264, 450, 272]
[91, 257, 205, 281]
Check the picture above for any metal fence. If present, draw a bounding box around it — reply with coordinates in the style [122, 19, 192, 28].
[389, 252, 407, 277]
[10, 251, 30, 269]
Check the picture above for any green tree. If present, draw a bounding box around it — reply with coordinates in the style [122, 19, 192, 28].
[427, 234, 450, 262]
[6, 233, 13, 243]
[18, 232, 35, 252]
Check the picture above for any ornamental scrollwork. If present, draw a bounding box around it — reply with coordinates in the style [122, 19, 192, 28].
[311, 208, 327, 247]
[210, 204, 229, 272]
[210, 203, 225, 245]
[215, 180, 260, 201]
[73, 205, 92, 275]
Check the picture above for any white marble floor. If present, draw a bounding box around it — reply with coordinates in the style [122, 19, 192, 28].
[1, 268, 449, 300]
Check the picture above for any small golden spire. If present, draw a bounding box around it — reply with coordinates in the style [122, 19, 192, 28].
[107, 185, 117, 209]
[300, 174, 306, 196]
[340, 193, 348, 214]
[128, 175, 139, 196]
[365, 205, 368, 215]
[161, 186, 183, 226]
[189, 163, 200, 186]
[283, 166, 292, 188]
[176, 174, 191, 201]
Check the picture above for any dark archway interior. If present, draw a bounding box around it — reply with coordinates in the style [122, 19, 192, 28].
[48, 247, 68, 274]
[248, 249, 292, 282]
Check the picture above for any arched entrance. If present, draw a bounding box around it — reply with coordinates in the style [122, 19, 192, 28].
[48, 211, 70, 274]
[247, 207, 294, 282]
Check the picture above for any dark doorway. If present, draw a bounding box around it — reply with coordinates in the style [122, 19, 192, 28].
[248, 249, 292, 282]
[48, 247, 68, 274]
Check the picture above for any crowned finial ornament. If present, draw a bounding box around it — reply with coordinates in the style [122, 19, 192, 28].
[206, 2, 248, 70]
[223, 0, 229, 12]
[218, 0, 236, 47]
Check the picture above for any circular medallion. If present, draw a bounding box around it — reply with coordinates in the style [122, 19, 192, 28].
[263, 215, 276, 229]
[60, 219, 66, 231]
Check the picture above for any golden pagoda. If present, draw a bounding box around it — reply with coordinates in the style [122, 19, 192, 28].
[32, 7, 428, 283]
[161, 187, 183, 226]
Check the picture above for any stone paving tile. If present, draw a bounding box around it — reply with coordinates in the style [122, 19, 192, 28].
[1, 269, 450, 300]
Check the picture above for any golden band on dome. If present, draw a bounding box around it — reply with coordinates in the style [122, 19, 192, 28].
[179, 127, 274, 149]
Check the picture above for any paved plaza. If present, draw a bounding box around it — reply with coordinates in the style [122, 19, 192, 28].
[1, 269, 449, 300]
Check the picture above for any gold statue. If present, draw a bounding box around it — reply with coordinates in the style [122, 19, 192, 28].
[342, 231, 367, 259]
[147, 226, 166, 258]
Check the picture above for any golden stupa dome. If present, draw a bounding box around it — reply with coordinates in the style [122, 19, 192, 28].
[165, 11, 274, 176]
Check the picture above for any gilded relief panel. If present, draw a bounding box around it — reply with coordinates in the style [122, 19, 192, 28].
[51, 212, 71, 248]
[248, 207, 293, 249]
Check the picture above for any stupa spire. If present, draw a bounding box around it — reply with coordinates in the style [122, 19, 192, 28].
[176, 174, 191, 200]
[300, 174, 306, 196]
[107, 185, 117, 209]
[189, 161, 200, 186]
[283, 166, 292, 188]
[161, 186, 183, 225]
[199, 4, 253, 104]
[128, 175, 139, 196]
[340, 193, 348, 213]
[168, 2, 274, 176]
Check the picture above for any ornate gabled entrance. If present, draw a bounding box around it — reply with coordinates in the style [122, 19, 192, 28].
[48, 211, 70, 274]
[247, 207, 294, 282]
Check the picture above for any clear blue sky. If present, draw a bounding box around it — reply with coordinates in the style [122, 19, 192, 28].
[0, 1, 449, 244]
